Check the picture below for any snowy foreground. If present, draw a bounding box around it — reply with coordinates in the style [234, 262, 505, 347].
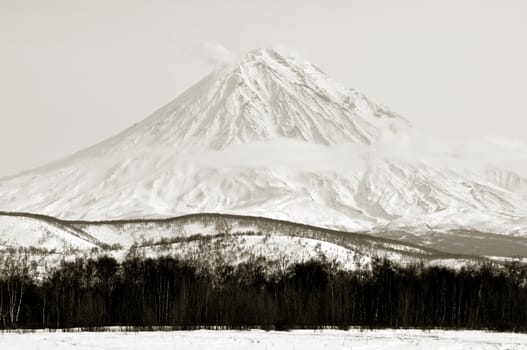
[1, 329, 526, 349]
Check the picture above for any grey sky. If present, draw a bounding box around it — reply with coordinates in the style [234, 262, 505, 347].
[1, 0, 526, 177]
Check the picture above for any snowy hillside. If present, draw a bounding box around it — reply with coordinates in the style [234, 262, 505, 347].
[0, 213, 98, 251]
[0, 47, 526, 244]
[0, 212, 485, 271]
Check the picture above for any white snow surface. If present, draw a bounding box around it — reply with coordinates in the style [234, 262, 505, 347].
[0, 329, 526, 350]
[1, 47, 526, 238]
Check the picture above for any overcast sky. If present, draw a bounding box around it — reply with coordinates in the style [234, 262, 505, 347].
[1, 0, 526, 177]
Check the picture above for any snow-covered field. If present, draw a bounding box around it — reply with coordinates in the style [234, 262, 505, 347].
[1, 329, 526, 349]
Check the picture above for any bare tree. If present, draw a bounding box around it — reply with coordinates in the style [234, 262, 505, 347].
[0, 251, 34, 327]
[215, 218, 232, 235]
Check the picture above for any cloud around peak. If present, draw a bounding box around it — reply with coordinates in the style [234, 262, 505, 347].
[187, 42, 239, 66]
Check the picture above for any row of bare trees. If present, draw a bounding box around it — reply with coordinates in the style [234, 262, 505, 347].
[0, 253, 526, 330]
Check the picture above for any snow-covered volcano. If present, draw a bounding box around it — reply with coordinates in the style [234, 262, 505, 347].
[72, 48, 408, 154]
[1, 48, 526, 237]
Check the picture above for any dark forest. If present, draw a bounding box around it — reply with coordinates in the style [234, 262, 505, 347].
[0, 255, 526, 331]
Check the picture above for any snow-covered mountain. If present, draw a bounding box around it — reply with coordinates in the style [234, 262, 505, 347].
[1, 47, 526, 240]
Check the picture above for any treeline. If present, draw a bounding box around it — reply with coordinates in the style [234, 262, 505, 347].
[0, 254, 526, 331]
